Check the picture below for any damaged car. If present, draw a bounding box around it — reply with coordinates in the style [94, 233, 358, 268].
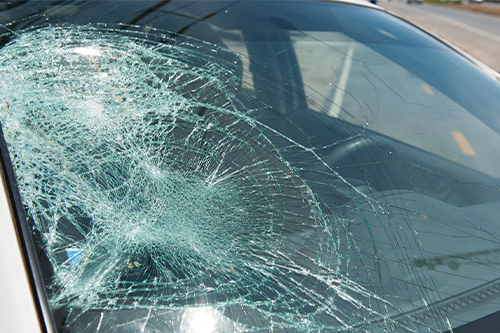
[1, 0, 500, 332]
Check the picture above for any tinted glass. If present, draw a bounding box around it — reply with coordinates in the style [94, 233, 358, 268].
[1, 1, 500, 332]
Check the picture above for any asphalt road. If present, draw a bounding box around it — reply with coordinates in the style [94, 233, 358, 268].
[378, 0, 500, 72]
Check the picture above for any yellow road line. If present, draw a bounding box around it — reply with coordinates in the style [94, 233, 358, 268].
[422, 84, 434, 95]
[452, 131, 476, 156]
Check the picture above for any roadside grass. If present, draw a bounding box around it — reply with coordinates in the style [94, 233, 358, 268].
[424, 0, 462, 4]
[422, 0, 500, 16]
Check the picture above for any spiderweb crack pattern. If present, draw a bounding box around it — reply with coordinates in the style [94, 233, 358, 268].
[0, 25, 447, 332]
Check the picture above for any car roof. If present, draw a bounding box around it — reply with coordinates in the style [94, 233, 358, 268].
[321, 0, 380, 9]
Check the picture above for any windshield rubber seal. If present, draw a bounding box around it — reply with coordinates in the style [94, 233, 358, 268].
[0, 123, 55, 333]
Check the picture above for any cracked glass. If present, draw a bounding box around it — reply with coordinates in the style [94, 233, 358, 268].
[1, 1, 500, 332]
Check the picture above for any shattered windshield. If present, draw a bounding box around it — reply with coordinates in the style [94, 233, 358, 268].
[1, 1, 500, 332]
